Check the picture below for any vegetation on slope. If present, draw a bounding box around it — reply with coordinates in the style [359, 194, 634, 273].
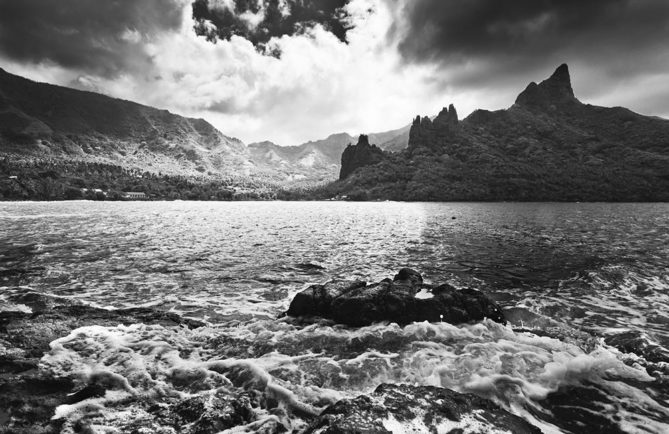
[311, 65, 669, 202]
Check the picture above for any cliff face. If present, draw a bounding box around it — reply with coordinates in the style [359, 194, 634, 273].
[326, 64, 669, 201]
[339, 134, 386, 180]
[514, 63, 578, 109]
[408, 104, 459, 153]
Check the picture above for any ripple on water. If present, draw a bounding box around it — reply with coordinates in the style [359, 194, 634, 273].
[1, 201, 669, 432]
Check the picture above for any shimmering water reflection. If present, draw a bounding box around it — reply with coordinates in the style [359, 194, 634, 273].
[2, 201, 667, 342]
[2, 201, 669, 433]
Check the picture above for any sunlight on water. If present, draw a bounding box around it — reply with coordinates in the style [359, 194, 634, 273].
[2, 201, 669, 433]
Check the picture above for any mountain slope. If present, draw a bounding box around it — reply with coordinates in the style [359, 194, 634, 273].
[329, 64, 669, 201]
[0, 67, 410, 190]
[0, 67, 256, 178]
[248, 133, 353, 183]
[249, 125, 412, 183]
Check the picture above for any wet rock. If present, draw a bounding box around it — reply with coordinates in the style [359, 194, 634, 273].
[605, 330, 669, 364]
[531, 383, 629, 434]
[172, 392, 257, 434]
[286, 269, 505, 326]
[393, 267, 423, 286]
[1, 301, 204, 361]
[304, 383, 541, 434]
[0, 372, 73, 434]
[0, 293, 205, 434]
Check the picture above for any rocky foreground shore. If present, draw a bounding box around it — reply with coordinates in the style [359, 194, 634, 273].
[3, 270, 667, 433]
[0, 293, 205, 433]
[0, 275, 533, 434]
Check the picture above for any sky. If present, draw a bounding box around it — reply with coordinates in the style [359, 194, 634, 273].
[1, 0, 668, 146]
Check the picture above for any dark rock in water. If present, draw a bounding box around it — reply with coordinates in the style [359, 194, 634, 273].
[531, 383, 629, 434]
[286, 269, 505, 326]
[0, 293, 205, 434]
[172, 392, 257, 434]
[0, 372, 73, 434]
[393, 267, 423, 285]
[605, 330, 669, 364]
[286, 280, 367, 321]
[304, 383, 541, 434]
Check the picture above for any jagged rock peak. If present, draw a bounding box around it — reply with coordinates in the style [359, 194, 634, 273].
[357, 134, 370, 146]
[434, 103, 459, 127]
[550, 63, 572, 87]
[543, 63, 574, 98]
[339, 134, 385, 180]
[515, 63, 578, 108]
[449, 103, 458, 119]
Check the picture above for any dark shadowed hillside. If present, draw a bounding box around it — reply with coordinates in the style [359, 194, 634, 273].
[0, 67, 413, 199]
[0, 67, 253, 178]
[322, 65, 669, 201]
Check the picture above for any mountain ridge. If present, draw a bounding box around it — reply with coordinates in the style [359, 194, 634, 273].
[248, 127, 412, 183]
[0, 68, 409, 199]
[0, 66, 253, 178]
[0, 66, 412, 189]
[330, 64, 669, 201]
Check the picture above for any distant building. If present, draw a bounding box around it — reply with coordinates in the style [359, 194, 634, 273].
[123, 192, 147, 200]
[80, 188, 108, 197]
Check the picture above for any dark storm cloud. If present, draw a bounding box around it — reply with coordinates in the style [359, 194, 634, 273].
[393, 0, 669, 87]
[192, 0, 353, 50]
[0, 0, 184, 77]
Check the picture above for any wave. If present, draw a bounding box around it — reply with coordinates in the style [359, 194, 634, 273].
[39, 319, 669, 433]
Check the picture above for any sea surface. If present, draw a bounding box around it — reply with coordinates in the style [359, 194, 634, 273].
[1, 201, 668, 433]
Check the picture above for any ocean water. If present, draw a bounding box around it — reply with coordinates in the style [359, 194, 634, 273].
[1, 201, 668, 433]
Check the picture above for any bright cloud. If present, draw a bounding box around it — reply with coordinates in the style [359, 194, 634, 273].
[1, 0, 667, 146]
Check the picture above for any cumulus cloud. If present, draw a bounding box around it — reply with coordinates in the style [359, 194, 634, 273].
[192, 0, 354, 51]
[0, 0, 449, 145]
[1, 0, 667, 146]
[135, 0, 444, 145]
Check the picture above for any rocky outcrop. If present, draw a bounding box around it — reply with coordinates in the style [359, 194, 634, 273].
[339, 134, 386, 180]
[323, 64, 669, 202]
[515, 63, 578, 109]
[285, 268, 505, 326]
[604, 330, 669, 377]
[407, 104, 459, 154]
[304, 383, 541, 434]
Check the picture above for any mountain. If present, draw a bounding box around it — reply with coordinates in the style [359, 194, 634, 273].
[327, 64, 669, 201]
[339, 135, 385, 179]
[0, 67, 413, 199]
[368, 125, 412, 153]
[248, 125, 412, 183]
[0, 67, 256, 179]
[248, 133, 353, 184]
